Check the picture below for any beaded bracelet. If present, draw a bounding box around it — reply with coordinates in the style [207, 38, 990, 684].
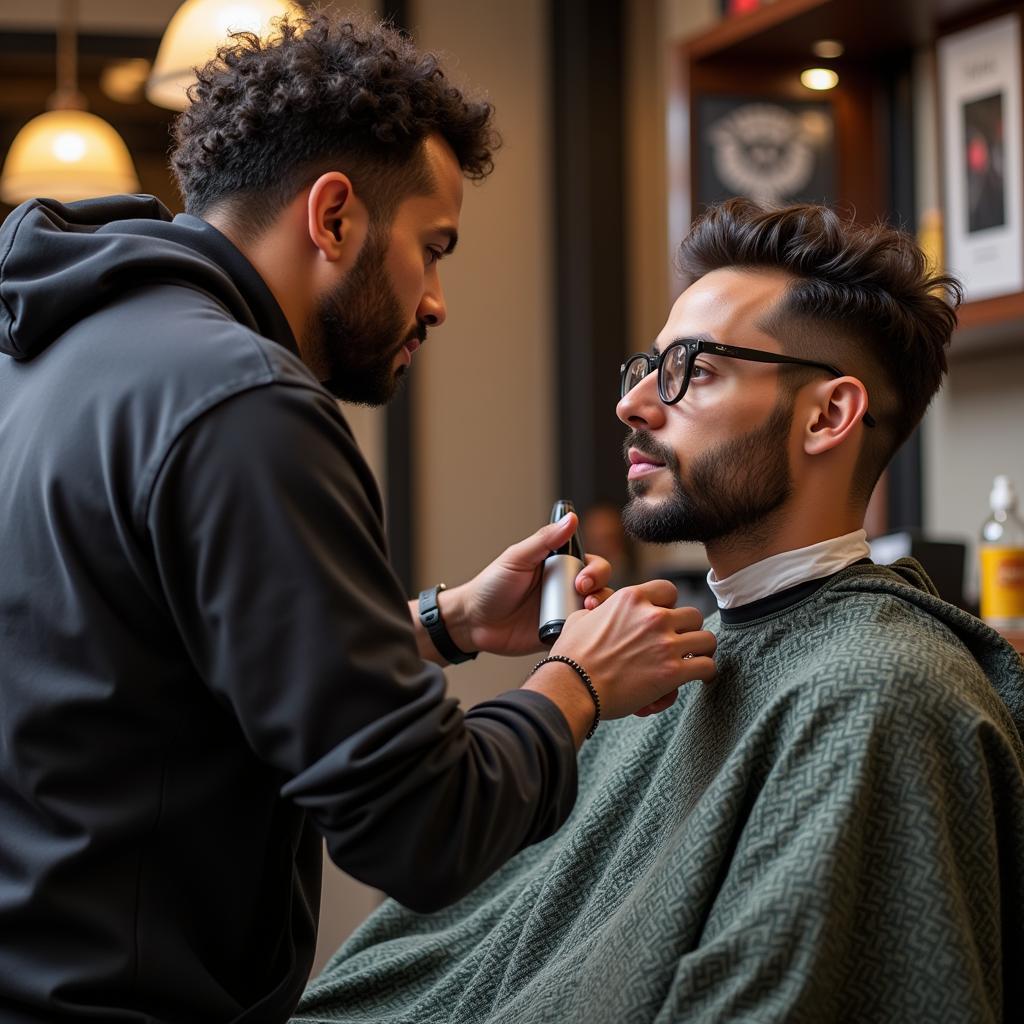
[530, 654, 601, 739]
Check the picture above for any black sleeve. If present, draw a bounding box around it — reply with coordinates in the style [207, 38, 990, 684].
[145, 381, 577, 912]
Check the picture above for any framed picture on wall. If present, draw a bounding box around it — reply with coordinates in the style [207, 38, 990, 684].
[938, 13, 1024, 302]
[694, 95, 837, 212]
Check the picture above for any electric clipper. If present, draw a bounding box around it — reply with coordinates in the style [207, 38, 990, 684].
[538, 499, 586, 645]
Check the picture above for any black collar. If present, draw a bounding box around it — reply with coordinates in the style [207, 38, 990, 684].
[718, 558, 874, 625]
[171, 214, 300, 357]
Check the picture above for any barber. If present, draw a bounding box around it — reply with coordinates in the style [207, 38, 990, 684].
[0, 12, 715, 1024]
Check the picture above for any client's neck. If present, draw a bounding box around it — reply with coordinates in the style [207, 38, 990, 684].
[705, 502, 865, 581]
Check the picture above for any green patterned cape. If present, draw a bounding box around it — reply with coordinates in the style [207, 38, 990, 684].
[295, 561, 1024, 1023]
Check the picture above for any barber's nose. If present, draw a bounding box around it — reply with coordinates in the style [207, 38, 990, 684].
[616, 372, 665, 429]
[418, 279, 447, 328]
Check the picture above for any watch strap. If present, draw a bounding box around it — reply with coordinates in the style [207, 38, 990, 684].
[418, 583, 478, 664]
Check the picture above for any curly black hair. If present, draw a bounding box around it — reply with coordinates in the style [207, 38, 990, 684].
[676, 198, 963, 503]
[171, 10, 498, 238]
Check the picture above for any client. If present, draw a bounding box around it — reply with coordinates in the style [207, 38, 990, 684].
[295, 200, 1024, 1023]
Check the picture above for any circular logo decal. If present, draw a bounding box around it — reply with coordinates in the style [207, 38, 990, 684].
[709, 103, 820, 203]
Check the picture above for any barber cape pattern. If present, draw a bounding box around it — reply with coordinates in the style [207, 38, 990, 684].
[295, 560, 1024, 1024]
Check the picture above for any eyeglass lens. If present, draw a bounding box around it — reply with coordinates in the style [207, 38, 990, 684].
[623, 356, 651, 397]
[622, 343, 702, 402]
[662, 344, 688, 402]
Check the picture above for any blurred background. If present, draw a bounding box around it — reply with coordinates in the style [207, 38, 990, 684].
[2, 0, 1023, 973]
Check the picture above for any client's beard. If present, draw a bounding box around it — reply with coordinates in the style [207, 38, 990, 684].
[621, 399, 795, 547]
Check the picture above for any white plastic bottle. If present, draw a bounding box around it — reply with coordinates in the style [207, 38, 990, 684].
[979, 475, 1024, 629]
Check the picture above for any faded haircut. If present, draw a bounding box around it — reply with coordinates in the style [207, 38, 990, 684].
[676, 198, 962, 504]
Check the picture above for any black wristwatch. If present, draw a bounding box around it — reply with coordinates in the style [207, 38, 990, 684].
[417, 583, 478, 664]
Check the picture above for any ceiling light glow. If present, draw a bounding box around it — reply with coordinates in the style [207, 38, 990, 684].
[801, 68, 840, 91]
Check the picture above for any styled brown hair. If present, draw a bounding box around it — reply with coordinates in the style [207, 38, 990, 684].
[675, 198, 963, 503]
[171, 11, 498, 239]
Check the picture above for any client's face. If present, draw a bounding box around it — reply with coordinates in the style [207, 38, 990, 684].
[615, 268, 797, 548]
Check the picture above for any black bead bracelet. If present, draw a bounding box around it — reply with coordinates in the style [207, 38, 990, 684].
[530, 654, 601, 739]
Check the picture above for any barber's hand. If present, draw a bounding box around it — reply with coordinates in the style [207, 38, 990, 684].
[442, 513, 611, 657]
[531, 580, 715, 729]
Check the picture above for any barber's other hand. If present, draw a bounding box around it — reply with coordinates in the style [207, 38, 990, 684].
[443, 513, 610, 658]
[533, 580, 715, 725]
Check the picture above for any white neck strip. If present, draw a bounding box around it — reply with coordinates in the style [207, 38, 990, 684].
[706, 530, 871, 610]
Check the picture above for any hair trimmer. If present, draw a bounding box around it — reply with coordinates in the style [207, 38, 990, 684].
[538, 499, 586, 645]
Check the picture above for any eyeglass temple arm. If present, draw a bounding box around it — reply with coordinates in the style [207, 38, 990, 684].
[699, 342, 840, 375]
[699, 342, 876, 428]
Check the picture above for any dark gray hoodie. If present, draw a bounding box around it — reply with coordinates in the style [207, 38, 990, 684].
[0, 195, 577, 1024]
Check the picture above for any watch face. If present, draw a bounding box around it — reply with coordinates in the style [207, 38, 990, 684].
[696, 97, 836, 208]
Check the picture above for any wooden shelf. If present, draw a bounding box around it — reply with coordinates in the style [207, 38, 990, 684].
[951, 292, 1024, 356]
[683, 0, 989, 63]
[686, 0, 830, 60]
[956, 292, 1024, 329]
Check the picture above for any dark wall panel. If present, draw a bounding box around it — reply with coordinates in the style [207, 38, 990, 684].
[551, 0, 629, 513]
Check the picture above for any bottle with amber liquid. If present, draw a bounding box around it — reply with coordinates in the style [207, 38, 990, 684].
[979, 475, 1024, 629]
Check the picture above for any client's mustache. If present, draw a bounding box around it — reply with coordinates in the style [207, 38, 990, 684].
[622, 429, 679, 472]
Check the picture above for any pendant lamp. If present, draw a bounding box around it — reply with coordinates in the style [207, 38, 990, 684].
[147, 0, 297, 111]
[0, 0, 140, 205]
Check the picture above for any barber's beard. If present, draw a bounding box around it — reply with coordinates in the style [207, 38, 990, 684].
[308, 230, 425, 407]
[621, 399, 795, 548]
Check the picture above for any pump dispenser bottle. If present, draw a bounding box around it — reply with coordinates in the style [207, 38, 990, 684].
[538, 499, 586, 645]
[979, 475, 1024, 629]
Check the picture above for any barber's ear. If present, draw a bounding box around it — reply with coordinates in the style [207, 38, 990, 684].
[803, 377, 871, 455]
[306, 171, 369, 263]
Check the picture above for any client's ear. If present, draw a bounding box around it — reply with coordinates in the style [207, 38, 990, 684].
[306, 172, 369, 267]
[802, 376, 871, 455]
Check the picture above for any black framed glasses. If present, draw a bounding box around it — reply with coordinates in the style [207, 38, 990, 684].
[620, 338, 876, 428]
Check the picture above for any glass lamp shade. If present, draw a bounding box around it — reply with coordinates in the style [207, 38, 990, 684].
[147, 0, 297, 110]
[0, 108, 140, 205]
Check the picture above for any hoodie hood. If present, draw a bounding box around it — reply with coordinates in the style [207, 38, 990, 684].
[838, 557, 1024, 739]
[0, 194, 296, 360]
